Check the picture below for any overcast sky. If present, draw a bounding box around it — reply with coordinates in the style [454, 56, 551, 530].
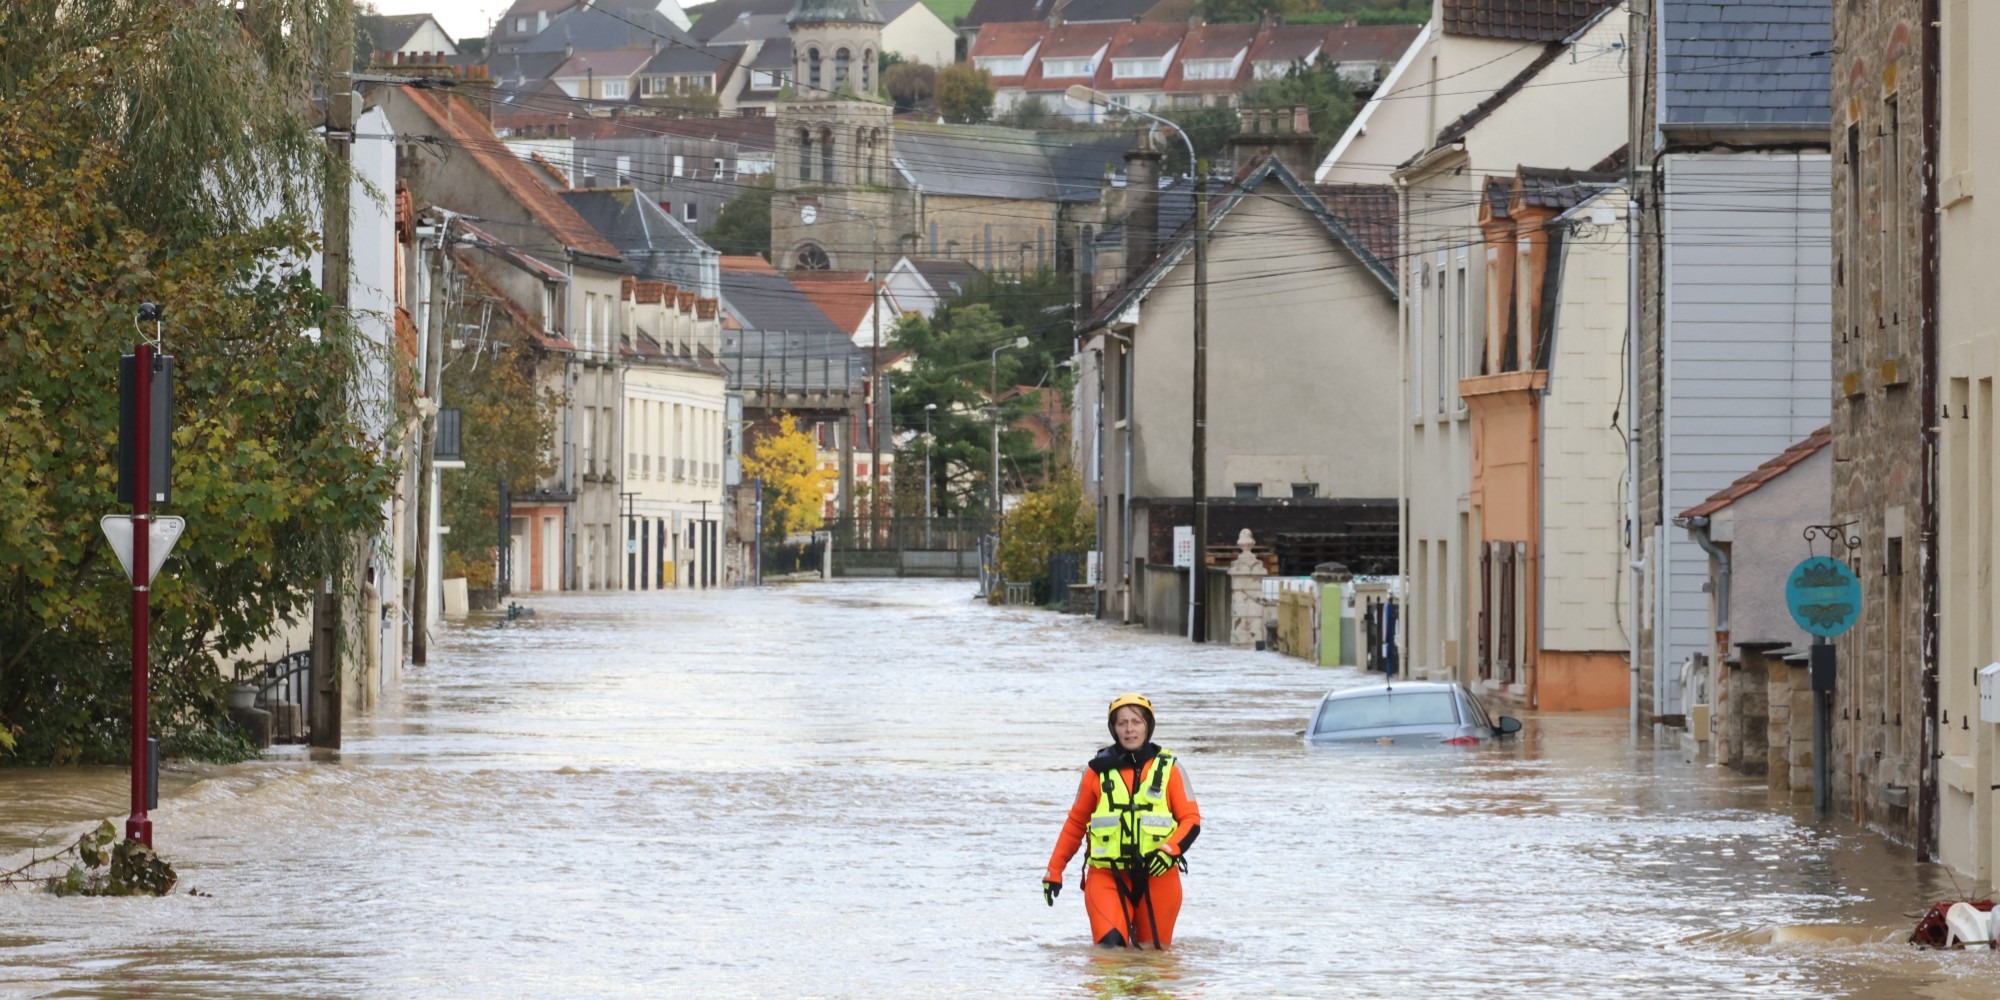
[365, 1, 514, 42]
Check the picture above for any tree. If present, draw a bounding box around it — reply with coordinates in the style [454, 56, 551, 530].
[0, 0, 397, 764]
[440, 319, 563, 593]
[1002, 96, 1056, 130]
[995, 469, 1094, 595]
[741, 415, 834, 540]
[703, 174, 775, 258]
[1159, 105, 1245, 176]
[1247, 55, 1360, 162]
[885, 61, 937, 114]
[934, 63, 995, 124]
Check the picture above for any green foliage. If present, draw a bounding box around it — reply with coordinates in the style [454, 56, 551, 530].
[0, 1, 396, 765]
[1246, 55, 1361, 162]
[889, 270, 1076, 512]
[704, 174, 776, 258]
[886, 61, 938, 114]
[995, 469, 1094, 588]
[440, 322, 562, 595]
[1002, 96, 1058, 130]
[0, 820, 181, 897]
[742, 415, 834, 539]
[1159, 106, 1248, 176]
[935, 64, 995, 124]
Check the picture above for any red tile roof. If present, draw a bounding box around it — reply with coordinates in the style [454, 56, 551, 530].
[969, 21, 1045, 59]
[1441, 0, 1616, 42]
[721, 254, 777, 273]
[400, 87, 619, 257]
[1677, 426, 1833, 521]
[789, 272, 876, 335]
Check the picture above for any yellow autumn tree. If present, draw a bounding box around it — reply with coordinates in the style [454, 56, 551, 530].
[741, 414, 835, 540]
[996, 469, 1095, 593]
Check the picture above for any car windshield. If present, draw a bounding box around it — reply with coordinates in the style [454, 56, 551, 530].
[1313, 691, 1460, 733]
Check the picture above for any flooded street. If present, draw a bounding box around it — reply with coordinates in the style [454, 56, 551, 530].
[3, 580, 1998, 998]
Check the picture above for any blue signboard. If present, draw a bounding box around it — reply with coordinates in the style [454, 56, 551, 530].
[1786, 556, 1862, 638]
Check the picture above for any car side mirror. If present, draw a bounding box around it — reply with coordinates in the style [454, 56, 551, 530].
[1496, 716, 1523, 735]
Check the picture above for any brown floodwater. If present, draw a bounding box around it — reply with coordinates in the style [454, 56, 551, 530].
[2, 580, 1996, 998]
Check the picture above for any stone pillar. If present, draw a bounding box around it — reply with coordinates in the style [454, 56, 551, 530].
[1228, 529, 1270, 648]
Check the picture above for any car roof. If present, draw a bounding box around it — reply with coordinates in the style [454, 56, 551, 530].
[1320, 681, 1463, 701]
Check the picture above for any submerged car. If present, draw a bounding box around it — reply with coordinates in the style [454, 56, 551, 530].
[1305, 681, 1523, 746]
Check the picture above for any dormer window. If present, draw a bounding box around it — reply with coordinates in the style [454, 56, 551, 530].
[1111, 58, 1162, 79]
[1182, 58, 1235, 81]
[1042, 57, 1093, 78]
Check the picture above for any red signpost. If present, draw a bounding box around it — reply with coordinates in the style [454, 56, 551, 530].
[127, 339, 153, 847]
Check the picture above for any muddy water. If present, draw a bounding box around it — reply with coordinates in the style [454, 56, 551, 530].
[2, 580, 1997, 998]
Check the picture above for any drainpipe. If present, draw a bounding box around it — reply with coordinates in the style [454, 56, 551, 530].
[1678, 513, 1729, 638]
[1919, 0, 1941, 861]
[1626, 192, 1642, 737]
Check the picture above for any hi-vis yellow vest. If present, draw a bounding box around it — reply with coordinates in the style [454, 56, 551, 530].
[1086, 751, 1177, 868]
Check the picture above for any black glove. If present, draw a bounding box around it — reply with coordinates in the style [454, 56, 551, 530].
[1144, 850, 1183, 877]
[1043, 880, 1061, 906]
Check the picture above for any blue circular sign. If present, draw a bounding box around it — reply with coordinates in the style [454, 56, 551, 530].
[1786, 556, 1862, 638]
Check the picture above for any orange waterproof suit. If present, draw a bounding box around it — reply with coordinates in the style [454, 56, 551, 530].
[1044, 748, 1201, 948]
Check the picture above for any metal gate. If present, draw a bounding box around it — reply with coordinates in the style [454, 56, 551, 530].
[237, 648, 313, 744]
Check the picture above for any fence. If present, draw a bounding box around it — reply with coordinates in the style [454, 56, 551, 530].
[236, 648, 313, 744]
[760, 536, 827, 578]
[824, 515, 990, 552]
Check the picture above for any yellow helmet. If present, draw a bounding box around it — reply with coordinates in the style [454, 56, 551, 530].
[1107, 693, 1155, 739]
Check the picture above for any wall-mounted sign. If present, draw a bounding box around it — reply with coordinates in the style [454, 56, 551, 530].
[1785, 556, 1861, 638]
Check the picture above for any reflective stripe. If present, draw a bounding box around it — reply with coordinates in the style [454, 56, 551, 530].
[1139, 815, 1175, 830]
[1089, 816, 1120, 830]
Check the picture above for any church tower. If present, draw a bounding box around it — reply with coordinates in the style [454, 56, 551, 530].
[769, 0, 901, 272]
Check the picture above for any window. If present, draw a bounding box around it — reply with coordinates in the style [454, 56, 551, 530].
[797, 244, 831, 270]
[753, 69, 779, 89]
[543, 285, 557, 333]
[1845, 123, 1860, 344]
[1884, 95, 1901, 328]
[1291, 483, 1317, 499]
[1455, 255, 1469, 408]
[585, 292, 597, 352]
[1950, 0, 1970, 175]
[602, 79, 627, 99]
[863, 49, 873, 92]
[820, 128, 834, 185]
[1410, 260, 1424, 417]
[684, 201, 698, 223]
[582, 407, 596, 475]
[1234, 483, 1261, 499]
[798, 128, 813, 182]
[713, 157, 725, 177]
[1182, 58, 1234, 80]
[1436, 252, 1447, 414]
[515, 16, 529, 32]
[835, 48, 851, 87]
[1111, 59, 1159, 79]
[808, 48, 821, 90]
[1043, 57, 1093, 77]
[644, 75, 666, 95]
[673, 154, 685, 177]
[616, 156, 631, 183]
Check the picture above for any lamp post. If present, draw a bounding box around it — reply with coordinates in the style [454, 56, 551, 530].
[990, 335, 1028, 518]
[924, 402, 937, 548]
[1063, 85, 1208, 643]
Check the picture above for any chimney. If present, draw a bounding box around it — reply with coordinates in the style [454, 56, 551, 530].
[1225, 104, 1316, 180]
[1123, 133, 1162, 268]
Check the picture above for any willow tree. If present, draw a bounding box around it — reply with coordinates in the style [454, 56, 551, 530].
[0, 0, 395, 763]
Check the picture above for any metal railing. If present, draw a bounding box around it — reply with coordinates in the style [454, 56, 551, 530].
[719, 329, 866, 394]
[824, 515, 991, 552]
[235, 648, 313, 745]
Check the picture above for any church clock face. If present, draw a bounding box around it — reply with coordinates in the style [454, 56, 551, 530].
[800, 204, 818, 225]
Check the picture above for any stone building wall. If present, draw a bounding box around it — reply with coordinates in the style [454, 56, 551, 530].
[1629, 0, 1663, 727]
[1829, 0, 1930, 847]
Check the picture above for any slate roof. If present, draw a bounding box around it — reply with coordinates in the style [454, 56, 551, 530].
[358, 14, 445, 56]
[521, 6, 696, 51]
[560, 188, 712, 262]
[688, 0, 793, 40]
[552, 49, 658, 80]
[1514, 166, 1620, 210]
[1441, 0, 1616, 41]
[642, 43, 738, 75]
[1677, 425, 1832, 520]
[708, 11, 793, 42]
[909, 258, 984, 297]
[893, 123, 1134, 202]
[720, 270, 843, 331]
[1087, 157, 1395, 330]
[1660, 0, 1832, 129]
[488, 49, 570, 86]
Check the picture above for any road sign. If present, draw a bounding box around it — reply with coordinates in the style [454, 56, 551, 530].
[1172, 526, 1195, 568]
[1786, 556, 1861, 638]
[100, 516, 185, 585]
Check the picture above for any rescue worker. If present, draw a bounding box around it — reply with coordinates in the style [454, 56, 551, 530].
[1041, 693, 1202, 949]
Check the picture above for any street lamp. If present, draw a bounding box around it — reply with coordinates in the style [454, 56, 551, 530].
[1063, 84, 1210, 643]
[990, 335, 1028, 517]
[924, 402, 938, 548]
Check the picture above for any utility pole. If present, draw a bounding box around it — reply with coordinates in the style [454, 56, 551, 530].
[317, 66, 357, 746]
[870, 265, 884, 549]
[412, 222, 445, 665]
[1190, 159, 1209, 643]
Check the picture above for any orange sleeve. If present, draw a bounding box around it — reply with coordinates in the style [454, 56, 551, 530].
[1044, 769, 1100, 883]
[1162, 763, 1201, 855]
